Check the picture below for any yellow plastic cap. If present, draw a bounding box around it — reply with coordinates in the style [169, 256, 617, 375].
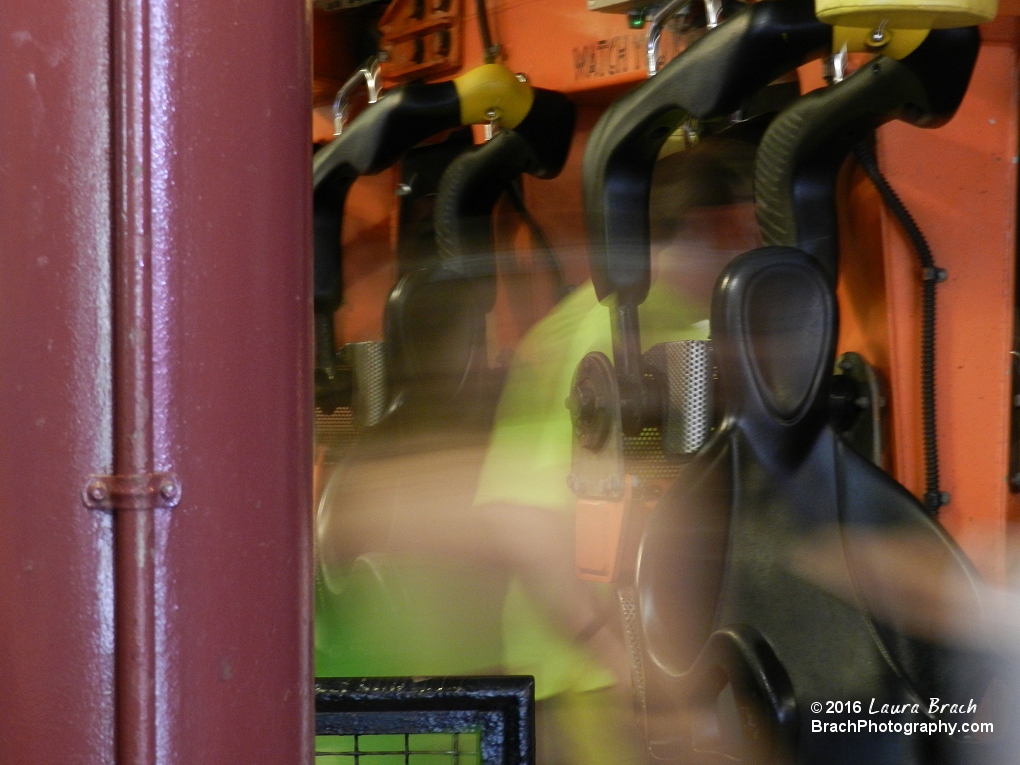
[833, 25, 930, 58]
[452, 63, 535, 130]
[816, 0, 996, 29]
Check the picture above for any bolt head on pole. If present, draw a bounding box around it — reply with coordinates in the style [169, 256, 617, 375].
[87, 481, 108, 502]
[159, 480, 178, 501]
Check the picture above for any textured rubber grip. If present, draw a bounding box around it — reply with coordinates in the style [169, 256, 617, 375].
[434, 131, 535, 285]
[432, 88, 576, 304]
[582, 0, 831, 306]
[755, 26, 980, 285]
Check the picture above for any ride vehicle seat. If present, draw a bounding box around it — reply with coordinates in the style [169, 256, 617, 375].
[635, 246, 990, 764]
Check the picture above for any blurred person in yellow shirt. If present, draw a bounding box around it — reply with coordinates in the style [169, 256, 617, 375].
[315, 137, 761, 765]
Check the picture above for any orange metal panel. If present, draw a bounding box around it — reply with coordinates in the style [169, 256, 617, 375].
[836, 167, 894, 455]
[313, 8, 358, 106]
[336, 170, 400, 344]
[519, 106, 604, 287]
[463, 0, 679, 92]
[379, 0, 463, 82]
[873, 27, 1019, 581]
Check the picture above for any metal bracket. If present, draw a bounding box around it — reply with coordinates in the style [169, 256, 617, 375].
[646, 0, 721, 76]
[646, 0, 693, 76]
[82, 472, 181, 511]
[333, 57, 383, 137]
[568, 352, 625, 500]
[832, 352, 886, 466]
[824, 42, 849, 84]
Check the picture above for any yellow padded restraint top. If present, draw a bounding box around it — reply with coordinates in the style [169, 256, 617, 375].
[453, 63, 535, 130]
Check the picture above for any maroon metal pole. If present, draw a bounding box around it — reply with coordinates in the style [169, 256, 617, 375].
[108, 0, 314, 761]
[0, 2, 117, 762]
[111, 0, 157, 763]
[1, 0, 312, 760]
[141, 0, 314, 762]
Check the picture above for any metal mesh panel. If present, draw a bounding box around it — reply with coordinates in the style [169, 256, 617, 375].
[622, 427, 682, 480]
[662, 340, 713, 455]
[617, 587, 648, 730]
[315, 406, 360, 463]
[643, 340, 714, 457]
[348, 341, 388, 427]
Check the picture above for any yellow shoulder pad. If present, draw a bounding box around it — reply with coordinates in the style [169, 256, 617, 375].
[452, 63, 535, 130]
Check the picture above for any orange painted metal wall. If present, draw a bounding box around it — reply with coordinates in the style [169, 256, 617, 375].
[872, 19, 1020, 581]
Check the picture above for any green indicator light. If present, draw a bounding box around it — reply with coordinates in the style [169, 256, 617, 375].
[627, 8, 646, 28]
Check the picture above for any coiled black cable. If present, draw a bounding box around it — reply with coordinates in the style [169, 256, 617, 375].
[854, 138, 946, 513]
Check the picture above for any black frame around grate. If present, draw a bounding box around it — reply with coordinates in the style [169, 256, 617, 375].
[315, 676, 535, 765]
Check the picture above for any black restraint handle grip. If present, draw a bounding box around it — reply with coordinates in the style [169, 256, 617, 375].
[581, 0, 830, 435]
[511, 87, 577, 180]
[313, 81, 461, 318]
[312, 81, 462, 392]
[313, 81, 460, 187]
[755, 26, 980, 285]
[313, 171, 355, 320]
[433, 89, 576, 292]
[582, 0, 831, 307]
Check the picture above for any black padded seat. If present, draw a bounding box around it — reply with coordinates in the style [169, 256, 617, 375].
[634, 246, 989, 764]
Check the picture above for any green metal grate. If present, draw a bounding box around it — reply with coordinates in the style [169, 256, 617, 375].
[315, 732, 480, 764]
[315, 677, 534, 765]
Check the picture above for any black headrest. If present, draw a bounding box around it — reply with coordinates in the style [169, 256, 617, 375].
[711, 246, 836, 460]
